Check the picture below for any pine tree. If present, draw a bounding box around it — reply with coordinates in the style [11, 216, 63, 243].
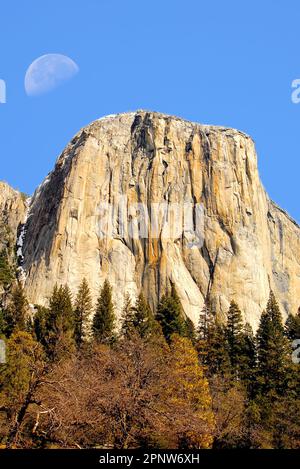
[225, 301, 245, 377]
[184, 316, 196, 343]
[239, 322, 256, 390]
[256, 291, 290, 396]
[0, 249, 14, 289]
[196, 299, 215, 365]
[131, 293, 156, 339]
[197, 300, 213, 341]
[196, 300, 230, 375]
[252, 296, 300, 447]
[44, 284, 75, 360]
[4, 282, 28, 335]
[285, 309, 300, 341]
[92, 279, 115, 344]
[206, 318, 230, 376]
[74, 278, 93, 346]
[283, 309, 300, 403]
[120, 293, 135, 338]
[48, 284, 74, 332]
[156, 285, 186, 342]
[33, 305, 50, 347]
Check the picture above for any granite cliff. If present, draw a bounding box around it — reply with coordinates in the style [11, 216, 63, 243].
[0, 182, 27, 249]
[0, 182, 27, 295]
[1, 111, 300, 329]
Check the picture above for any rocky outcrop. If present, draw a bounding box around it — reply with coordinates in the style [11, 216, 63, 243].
[14, 111, 300, 329]
[0, 182, 27, 252]
[0, 182, 27, 292]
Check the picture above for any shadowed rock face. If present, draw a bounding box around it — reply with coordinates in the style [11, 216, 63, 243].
[4, 110, 299, 329]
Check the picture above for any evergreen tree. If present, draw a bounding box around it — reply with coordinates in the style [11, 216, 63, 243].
[206, 318, 231, 376]
[184, 316, 196, 343]
[256, 291, 290, 395]
[4, 282, 28, 335]
[131, 293, 156, 339]
[33, 305, 50, 347]
[239, 322, 256, 390]
[253, 296, 300, 448]
[0, 249, 14, 289]
[92, 279, 115, 344]
[196, 299, 215, 364]
[285, 309, 300, 341]
[196, 300, 230, 375]
[74, 278, 93, 346]
[225, 301, 245, 377]
[44, 284, 75, 360]
[156, 285, 186, 342]
[197, 300, 214, 341]
[120, 293, 135, 338]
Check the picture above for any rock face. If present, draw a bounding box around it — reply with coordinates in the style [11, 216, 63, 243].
[15, 111, 300, 329]
[0, 182, 27, 294]
[0, 181, 27, 253]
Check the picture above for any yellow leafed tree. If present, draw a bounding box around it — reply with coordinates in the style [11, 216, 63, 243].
[167, 335, 215, 448]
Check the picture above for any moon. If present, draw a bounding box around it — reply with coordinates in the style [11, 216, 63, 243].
[25, 54, 79, 96]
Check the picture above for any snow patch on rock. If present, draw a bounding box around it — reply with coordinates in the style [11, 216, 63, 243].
[16, 196, 32, 282]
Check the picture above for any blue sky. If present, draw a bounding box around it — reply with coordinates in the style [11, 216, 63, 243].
[1, 0, 300, 222]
